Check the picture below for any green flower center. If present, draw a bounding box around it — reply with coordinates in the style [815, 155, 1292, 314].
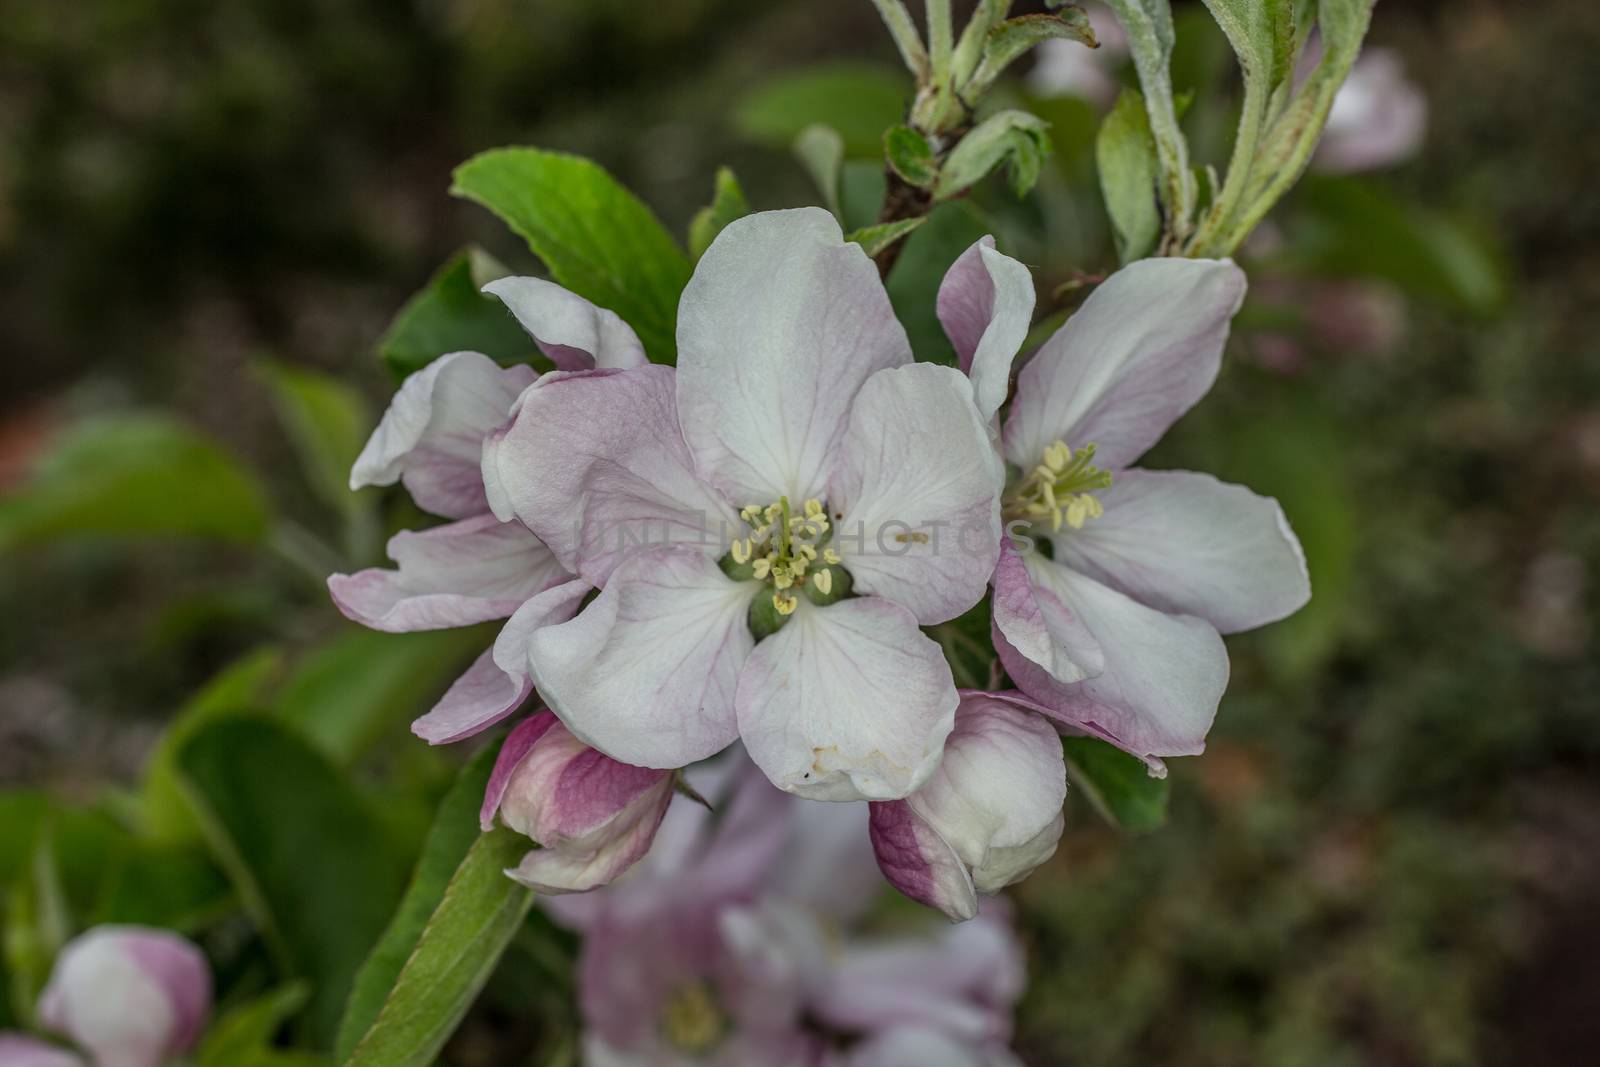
[721, 496, 851, 627]
[660, 981, 726, 1054]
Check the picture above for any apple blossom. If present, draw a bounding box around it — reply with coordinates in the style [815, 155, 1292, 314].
[869, 692, 1066, 921]
[480, 710, 674, 893]
[938, 239, 1310, 766]
[484, 208, 1004, 802]
[36, 926, 211, 1067]
[329, 276, 648, 744]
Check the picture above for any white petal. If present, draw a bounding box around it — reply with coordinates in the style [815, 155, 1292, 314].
[1004, 258, 1246, 471]
[676, 208, 912, 503]
[999, 557, 1228, 760]
[936, 236, 1036, 425]
[1053, 469, 1310, 633]
[480, 366, 737, 584]
[482, 276, 648, 370]
[328, 515, 567, 632]
[736, 597, 957, 802]
[989, 536, 1104, 685]
[351, 351, 535, 518]
[829, 364, 1004, 625]
[527, 548, 753, 768]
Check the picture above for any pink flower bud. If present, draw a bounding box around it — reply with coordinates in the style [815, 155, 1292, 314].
[870, 694, 1066, 921]
[37, 926, 211, 1067]
[481, 711, 675, 894]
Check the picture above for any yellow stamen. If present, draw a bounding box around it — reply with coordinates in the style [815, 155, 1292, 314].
[773, 592, 798, 616]
[730, 538, 751, 564]
[812, 569, 833, 595]
[823, 548, 842, 566]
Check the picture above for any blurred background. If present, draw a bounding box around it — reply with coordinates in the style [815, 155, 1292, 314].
[1, 0, 1596, 1064]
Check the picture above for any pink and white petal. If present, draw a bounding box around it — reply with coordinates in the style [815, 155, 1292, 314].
[328, 515, 567, 633]
[989, 537, 1103, 685]
[479, 711, 560, 830]
[351, 351, 536, 518]
[997, 557, 1228, 761]
[676, 207, 912, 504]
[1003, 258, 1246, 471]
[482, 276, 648, 370]
[829, 364, 1003, 625]
[503, 777, 673, 894]
[410, 647, 532, 745]
[0, 1036, 86, 1067]
[489, 577, 592, 685]
[936, 236, 1035, 425]
[868, 800, 979, 921]
[1052, 469, 1311, 634]
[735, 597, 958, 802]
[480, 366, 736, 584]
[527, 548, 753, 768]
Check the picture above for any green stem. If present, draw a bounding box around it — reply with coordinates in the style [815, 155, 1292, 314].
[1187, 72, 1270, 256]
[869, 0, 929, 78]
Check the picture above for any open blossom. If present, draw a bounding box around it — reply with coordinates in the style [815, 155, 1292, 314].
[480, 710, 674, 893]
[35, 926, 212, 1067]
[328, 276, 651, 744]
[1314, 47, 1427, 173]
[560, 753, 1026, 1066]
[939, 240, 1310, 766]
[484, 208, 1003, 802]
[869, 692, 1066, 921]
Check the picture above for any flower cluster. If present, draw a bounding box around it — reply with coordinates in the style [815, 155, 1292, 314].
[332, 205, 1309, 922]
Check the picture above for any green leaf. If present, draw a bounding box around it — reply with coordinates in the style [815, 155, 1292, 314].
[1097, 89, 1162, 263]
[928, 599, 995, 691]
[1062, 737, 1169, 832]
[379, 248, 536, 380]
[794, 124, 846, 216]
[966, 11, 1099, 98]
[934, 110, 1052, 200]
[341, 829, 534, 1067]
[884, 125, 938, 188]
[335, 746, 499, 1061]
[141, 648, 284, 845]
[178, 718, 413, 1046]
[1200, 0, 1296, 93]
[255, 361, 370, 522]
[687, 168, 750, 261]
[3, 833, 72, 1024]
[839, 162, 890, 234]
[452, 148, 691, 365]
[91, 844, 230, 931]
[845, 217, 928, 258]
[0, 415, 270, 550]
[886, 201, 991, 366]
[1290, 175, 1506, 314]
[274, 628, 483, 765]
[198, 982, 312, 1067]
[1101, 0, 1196, 239]
[735, 63, 910, 158]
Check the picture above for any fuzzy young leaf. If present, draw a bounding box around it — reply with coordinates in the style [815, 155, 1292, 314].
[341, 829, 534, 1067]
[794, 124, 846, 215]
[1201, 0, 1296, 93]
[845, 217, 929, 257]
[1062, 737, 1169, 832]
[934, 110, 1052, 200]
[1101, 0, 1196, 241]
[1096, 89, 1162, 263]
[966, 11, 1099, 98]
[335, 747, 499, 1060]
[884, 125, 938, 188]
[452, 148, 691, 365]
[687, 168, 750, 261]
[378, 249, 535, 380]
[0, 415, 270, 551]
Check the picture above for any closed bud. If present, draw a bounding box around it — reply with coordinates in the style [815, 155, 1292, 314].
[869, 694, 1066, 921]
[37, 926, 211, 1067]
[482, 711, 674, 894]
